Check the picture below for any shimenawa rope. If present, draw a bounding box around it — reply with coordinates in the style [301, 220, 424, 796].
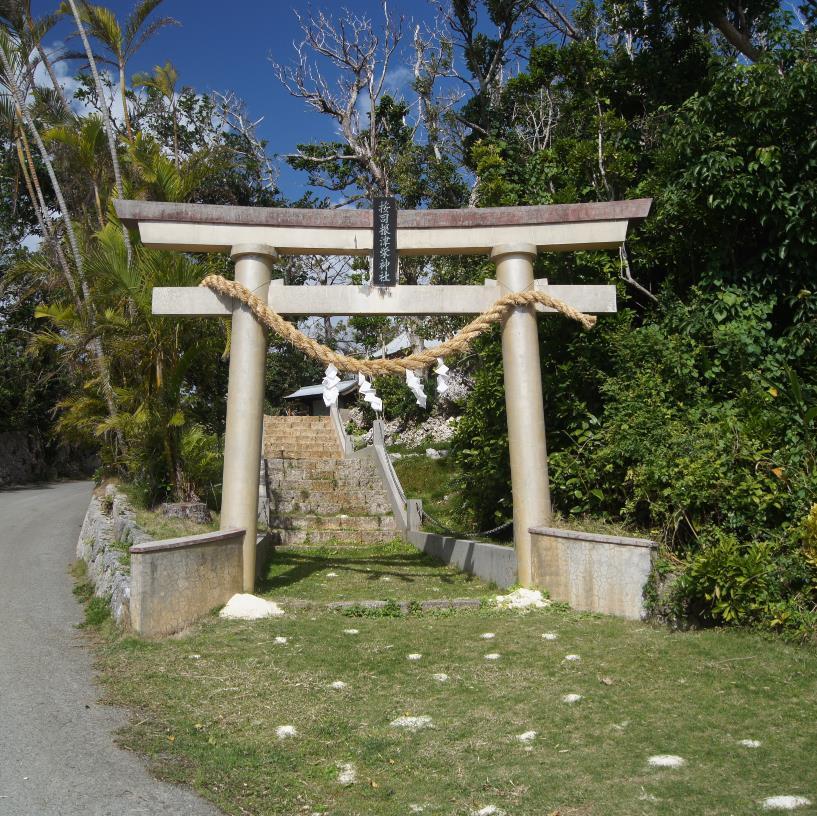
[200, 274, 596, 376]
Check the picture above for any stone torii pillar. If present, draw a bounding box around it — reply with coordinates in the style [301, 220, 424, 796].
[115, 198, 651, 591]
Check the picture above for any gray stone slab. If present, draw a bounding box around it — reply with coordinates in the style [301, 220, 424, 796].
[406, 531, 517, 589]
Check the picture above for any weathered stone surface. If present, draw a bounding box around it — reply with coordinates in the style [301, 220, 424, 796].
[260, 415, 396, 546]
[130, 529, 244, 637]
[160, 502, 212, 524]
[0, 431, 97, 487]
[0, 432, 46, 486]
[76, 485, 144, 627]
[529, 526, 656, 620]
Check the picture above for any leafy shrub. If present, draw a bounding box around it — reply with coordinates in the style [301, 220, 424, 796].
[180, 425, 223, 510]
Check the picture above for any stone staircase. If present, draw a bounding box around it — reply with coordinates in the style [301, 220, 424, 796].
[259, 415, 397, 546]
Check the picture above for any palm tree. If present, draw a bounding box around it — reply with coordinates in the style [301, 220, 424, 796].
[61, 0, 132, 267]
[133, 61, 179, 166]
[0, 0, 70, 113]
[44, 115, 111, 227]
[1, 29, 123, 445]
[74, 0, 177, 142]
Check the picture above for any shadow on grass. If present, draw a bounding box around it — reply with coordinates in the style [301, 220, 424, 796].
[257, 548, 478, 595]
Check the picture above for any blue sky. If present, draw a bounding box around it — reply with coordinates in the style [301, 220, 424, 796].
[32, 0, 436, 200]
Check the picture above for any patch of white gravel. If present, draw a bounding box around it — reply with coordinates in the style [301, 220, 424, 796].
[219, 594, 284, 620]
[276, 725, 297, 739]
[647, 755, 685, 768]
[337, 763, 357, 785]
[343, 628, 359, 635]
[390, 715, 433, 731]
[494, 588, 550, 609]
[432, 673, 449, 682]
[471, 806, 506, 816]
[562, 693, 583, 704]
[484, 653, 500, 660]
[564, 654, 581, 662]
[762, 796, 812, 811]
[274, 636, 288, 644]
[739, 738, 762, 748]
[541, 632, 558, 641]
[480, 632, 496, 639]
[517, 730, 537, 743]
[407, 653, 422, 661]
[329, 680, 347, 690]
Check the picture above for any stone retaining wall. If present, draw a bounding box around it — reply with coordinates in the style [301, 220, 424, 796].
[130, 529, 244, 637]
[405, 530, 517, 589]
[530, 526, 656, 620]
[78, 486, 251, 636]
[76, 486, 151, 627]
[0, 431, 97, 487]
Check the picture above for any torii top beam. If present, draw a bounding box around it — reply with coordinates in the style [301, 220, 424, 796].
[114, 199, 651, 257]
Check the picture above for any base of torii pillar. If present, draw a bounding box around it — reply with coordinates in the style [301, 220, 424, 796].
[220, 244, 275, 592]
[492, 243, 552, 587]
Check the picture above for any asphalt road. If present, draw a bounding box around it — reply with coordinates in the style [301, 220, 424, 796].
[0, 481, 221, 816]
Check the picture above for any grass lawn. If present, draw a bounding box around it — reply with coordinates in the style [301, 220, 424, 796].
[258, 538, 494, 601]
[92, 586, 817, 816]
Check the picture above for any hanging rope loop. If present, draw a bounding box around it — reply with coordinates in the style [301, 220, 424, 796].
[200, 274, 597, 376]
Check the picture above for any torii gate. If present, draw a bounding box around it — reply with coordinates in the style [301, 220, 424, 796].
[115, 198, 651, 593]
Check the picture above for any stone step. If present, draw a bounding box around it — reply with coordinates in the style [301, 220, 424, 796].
[262, 496, 393, 516]
[263, 436, 339, 447]
[264, 472, 385, 489]
[263, 440, 339, 451]
[264, 416, 333, 424]
[268, 512, 396, 532]
[266, 528, 398, 546]
[262, 450, 341, 461]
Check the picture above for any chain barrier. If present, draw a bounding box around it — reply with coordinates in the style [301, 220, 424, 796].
[420, 508, 513, 540]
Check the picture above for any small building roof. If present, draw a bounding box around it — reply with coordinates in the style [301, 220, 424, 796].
[374, 331, 442, 358]
[284, 380, 358, 401]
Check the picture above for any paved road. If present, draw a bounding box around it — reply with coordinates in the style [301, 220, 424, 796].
[0, 481, 221, 816]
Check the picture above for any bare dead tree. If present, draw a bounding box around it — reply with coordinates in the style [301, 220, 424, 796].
[271, 2, 403, 200]
[431, 0, 530, 133]
[530, 0, 583, 42]
[212, 90, 278, 192]
[512, 85, 558, 154]
[411, 20, 465, 163]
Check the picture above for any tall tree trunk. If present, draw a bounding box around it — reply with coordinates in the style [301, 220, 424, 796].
[118, 60, 133, 141]
[30, 32, 70, 113]
[65, 0, 133, 265]
[1, 44, 124, 449]
[16, 131, 81, 308]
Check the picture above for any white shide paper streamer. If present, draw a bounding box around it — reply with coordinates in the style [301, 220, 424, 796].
[322, 364, 341, 406]
[358, 372, 383, 413]
[434, 358, 449, 395]
[405, 369, 427, 408]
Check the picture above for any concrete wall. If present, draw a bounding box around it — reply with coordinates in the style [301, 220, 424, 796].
[406, 530, 517, 589]
[530, 526, 656, 620]
[130, 529, 244, 637]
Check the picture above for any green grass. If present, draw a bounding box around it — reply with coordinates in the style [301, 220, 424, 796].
[391, 452, 476, 534]
[132, 508, 220, 541]
[115, 481, 220, 540]
[258, 538, 494, 601]
[71, 560, 113, 628]
[93, 600, 817, 816]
